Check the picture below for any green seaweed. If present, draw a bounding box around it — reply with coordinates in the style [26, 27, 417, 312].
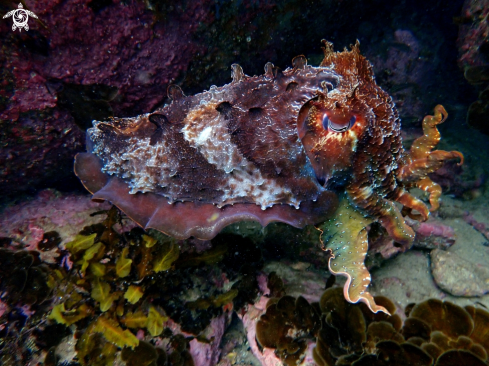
[49, 303, 92, 326]
[124, 285, 144, 304]
[91, 278, 118, 312]
[147, 306, 167, 337]
[121, 310, 148, 329]
[116, 247, 132, 278]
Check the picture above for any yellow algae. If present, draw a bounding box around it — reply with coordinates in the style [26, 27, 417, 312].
[80, 242, 105, 274]
[213, 289, 239, 307]
[121, 310, 148, 329]
[93, 316, 139, 349]
[142, 234, 157, 248]
[182, 243, 228, 267]
[116, 247, 132, 278]
[65, 233, 97, 253]
[49, 303, 92, 326]
[116, 302, 125, 317]
[76, 322, 98, 365]
[99, 342, 118, 366]
[89, 262, 106, 277]
[186, 298, 213, 310]
[136, 244, 152, 280]
[153, 241, 179, 273]
[124, 285, 144, 304]
[91, 278, 118, 312]
[147, 306, 167, 336]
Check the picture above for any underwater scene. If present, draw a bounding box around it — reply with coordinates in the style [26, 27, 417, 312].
[2, 0, 489, 365]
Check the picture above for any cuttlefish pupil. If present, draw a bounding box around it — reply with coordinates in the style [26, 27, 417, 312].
[322, 113, 356, 133]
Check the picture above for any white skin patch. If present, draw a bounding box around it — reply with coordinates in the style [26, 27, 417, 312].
[97, 137, 168, 194]
[91, 102, 300, 208]
[182, 102, 299, 209]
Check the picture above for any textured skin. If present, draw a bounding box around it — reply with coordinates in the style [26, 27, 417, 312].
[307, 42, 462, 314]
[75, 42, 462, 313]
[87, 62, 339, 209]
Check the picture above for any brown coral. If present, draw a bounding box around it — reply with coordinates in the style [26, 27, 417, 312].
[256, 295, 321, 365]
[257, 288, 489, 366]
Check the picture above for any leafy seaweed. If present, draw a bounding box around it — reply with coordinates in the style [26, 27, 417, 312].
[147, 306, 167, 337]
[93, 316, 139, 349]
[91, 278, 118, 312]
[124, 285, 144, 304]
[65, 233, 97, 253]
[153, 241, 179, 273]
[49, 303, 92, 326]
[116, 247, 132, 278]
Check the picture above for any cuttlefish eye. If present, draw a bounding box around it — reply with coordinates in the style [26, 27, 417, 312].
[322, 114, 356, 133]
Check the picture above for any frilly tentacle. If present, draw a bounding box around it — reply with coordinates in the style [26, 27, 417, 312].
[410, 104, 447, 160]
[398, 105, 464, 212]
[320, 196, 390, 315]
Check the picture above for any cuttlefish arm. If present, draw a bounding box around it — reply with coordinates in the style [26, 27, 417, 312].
[397, 105, 464, 213]
[320, 195, 389, 315]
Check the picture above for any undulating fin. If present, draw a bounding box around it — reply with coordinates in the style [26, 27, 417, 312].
[74, 153, 338, 240]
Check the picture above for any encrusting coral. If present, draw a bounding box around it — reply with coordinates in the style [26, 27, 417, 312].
[256, 286, 489, 366]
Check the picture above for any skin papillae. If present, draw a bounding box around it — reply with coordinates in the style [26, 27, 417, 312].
[75, 40, 462, 315]
[300, 41, 463, 314]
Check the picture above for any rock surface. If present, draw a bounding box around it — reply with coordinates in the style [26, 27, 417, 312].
[431, 248, 489, 297]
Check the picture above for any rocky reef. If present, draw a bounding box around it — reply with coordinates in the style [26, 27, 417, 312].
[1, 0, 489, 365]
[0, 185, 488, 365]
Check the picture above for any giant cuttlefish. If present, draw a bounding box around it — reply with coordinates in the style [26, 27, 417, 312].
[75, 41, 462, 314]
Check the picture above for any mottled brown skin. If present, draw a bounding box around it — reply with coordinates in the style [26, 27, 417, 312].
[299, 41, 462, 248]
[76, 57, 342, 239]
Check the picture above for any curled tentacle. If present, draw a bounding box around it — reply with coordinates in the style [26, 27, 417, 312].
[375, 200, 415, 248]
[392, 188, 429, 221]
[399, 105, 464, 183]
[399, 150, 464, 183]
[417, 177, 442, 212]
[410, 104, 447, 160]
[397, 105, 464, 212]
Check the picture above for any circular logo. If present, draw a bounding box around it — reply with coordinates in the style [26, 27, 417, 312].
[3, 3, 38, 32]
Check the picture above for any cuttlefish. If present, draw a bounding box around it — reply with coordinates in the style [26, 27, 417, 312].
[75, 41, 462, 314]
